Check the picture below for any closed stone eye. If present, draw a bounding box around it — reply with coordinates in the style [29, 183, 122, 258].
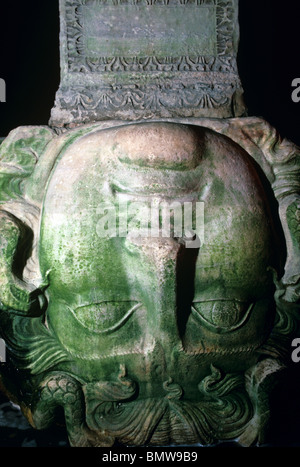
[70, 301, 143, 334]
[191, 300, 254, 334]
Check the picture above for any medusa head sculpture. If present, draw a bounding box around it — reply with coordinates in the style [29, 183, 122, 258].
[0, 118, 299, 446]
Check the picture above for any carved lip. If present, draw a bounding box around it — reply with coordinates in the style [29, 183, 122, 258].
[112, 190, 201, 204]
[109, 165, 203, 197]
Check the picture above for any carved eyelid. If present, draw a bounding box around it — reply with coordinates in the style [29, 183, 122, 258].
[69, 301, 143, 334]
[191, 299, 254, 334]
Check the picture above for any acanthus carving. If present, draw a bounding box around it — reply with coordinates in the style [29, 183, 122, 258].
[70, 55, 237, 75]
[56, 81, 233, 116]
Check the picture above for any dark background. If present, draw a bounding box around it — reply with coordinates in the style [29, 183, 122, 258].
[0, 0, 300, 448]
[0, 0, 300, 146]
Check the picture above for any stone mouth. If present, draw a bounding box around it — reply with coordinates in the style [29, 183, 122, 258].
[111, 181, 202, 198]
[108, 163, 203, 197]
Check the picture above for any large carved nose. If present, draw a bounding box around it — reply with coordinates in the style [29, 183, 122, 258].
[124, 234, 199, 361]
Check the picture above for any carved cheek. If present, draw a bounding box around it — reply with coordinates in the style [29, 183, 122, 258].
[183, 203, 276, 355]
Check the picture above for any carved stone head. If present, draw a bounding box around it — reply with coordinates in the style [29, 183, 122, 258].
[0, 119, 299, 446]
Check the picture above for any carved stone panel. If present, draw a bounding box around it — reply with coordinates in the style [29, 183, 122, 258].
[50, 0, 246, 128]
[0, 118, 299, 446]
